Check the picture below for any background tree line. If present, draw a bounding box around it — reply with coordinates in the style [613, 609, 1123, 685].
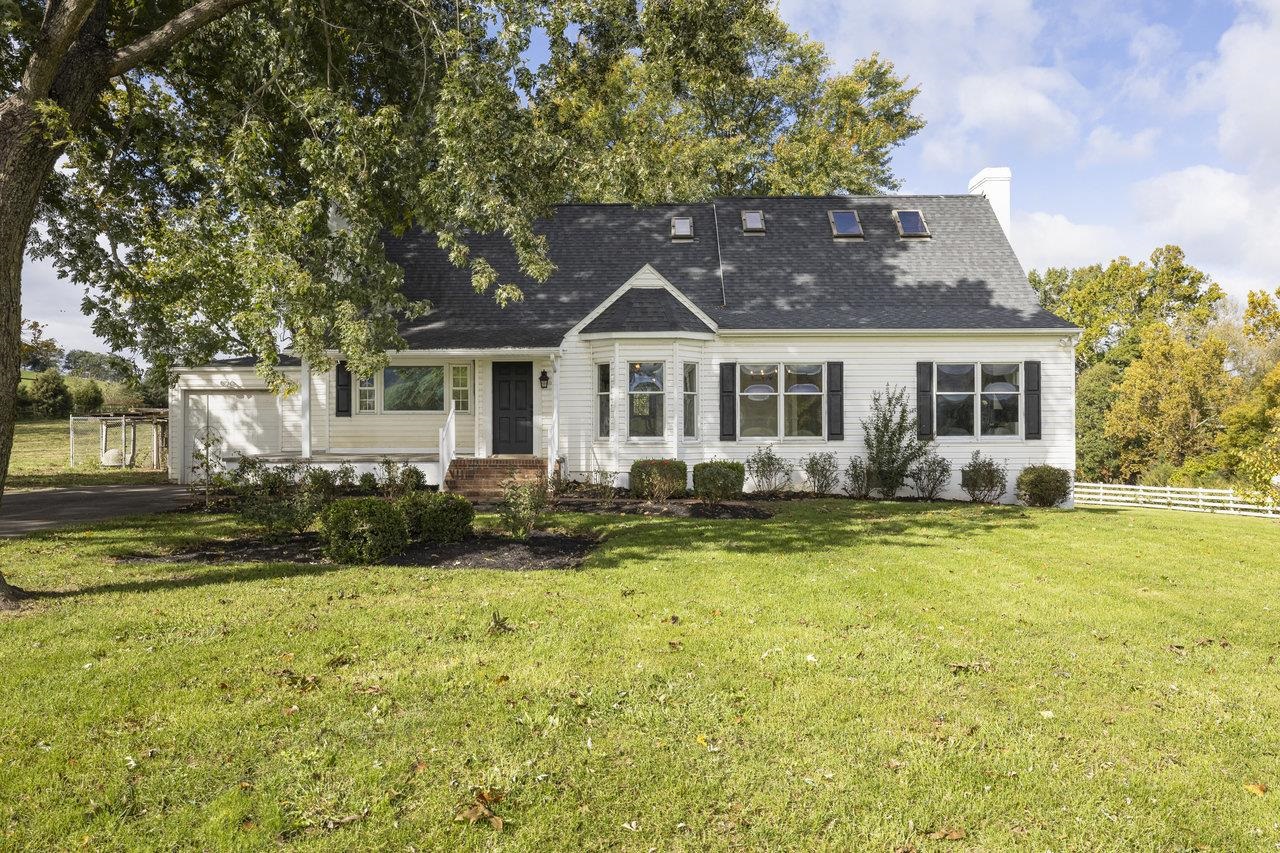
[17, 320, 164, 418]
[1030, 247, 1280, 497]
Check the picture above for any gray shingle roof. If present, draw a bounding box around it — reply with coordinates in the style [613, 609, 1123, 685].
[581, 287, 713, 335]
[384, 195, 1073, 349]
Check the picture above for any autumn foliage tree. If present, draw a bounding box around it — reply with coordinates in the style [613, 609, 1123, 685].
[1104, 324, 1240, 479]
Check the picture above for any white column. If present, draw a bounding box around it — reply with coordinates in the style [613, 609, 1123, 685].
[300, 359, 312, 459]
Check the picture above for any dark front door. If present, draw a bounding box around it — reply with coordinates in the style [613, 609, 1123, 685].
[492, 361, 534, 454]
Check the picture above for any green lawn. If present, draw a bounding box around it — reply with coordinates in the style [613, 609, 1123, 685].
[0, 502, 1276, 850]
[8, 419, 167, 488]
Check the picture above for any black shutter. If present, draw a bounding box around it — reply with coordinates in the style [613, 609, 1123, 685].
[335, 361, 352, 417]
[1024, 360, 1041, 440]
[719, 362, 736, 440]
[826, 361, 844, 440]
[916, 362, 934, 439]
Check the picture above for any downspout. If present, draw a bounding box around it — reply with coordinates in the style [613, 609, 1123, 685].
[712, 202, 727, 307]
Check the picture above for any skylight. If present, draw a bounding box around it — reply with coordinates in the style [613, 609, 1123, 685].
[741, 209, 765, 233]
[828, 209, 862, 238]
[894, 209, 930, 237]
[671, 216, 694, 239]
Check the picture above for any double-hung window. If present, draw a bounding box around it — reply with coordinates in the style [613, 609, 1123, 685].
[683, 363, 698, 438]
[738, 363, 824, 438]
[356, 376, 376, 413]
[449, 365, 470, 413]
[935, 363, 1021, 437]
[628, 362, 664, 437]
[596, 364, 611, 438]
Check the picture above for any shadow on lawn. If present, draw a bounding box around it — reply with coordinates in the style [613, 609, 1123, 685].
[32, 560, 348, 601]
[585, 500, 1050, 570]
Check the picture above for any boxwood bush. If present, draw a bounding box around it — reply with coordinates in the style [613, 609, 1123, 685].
[630, 459, 688, 501]
[960, 451, 1008, 503]
[320, 497, 410, 564]
[1016, 464, 1073, 507]
[399, 491, 475, 543]
[692, 460, 745, 503]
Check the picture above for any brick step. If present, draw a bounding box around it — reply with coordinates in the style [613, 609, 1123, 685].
[448, 458, 544, 469]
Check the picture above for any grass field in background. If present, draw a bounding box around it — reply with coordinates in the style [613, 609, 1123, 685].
[7, 419, 167, 488]
[1, 501, 1276, 850]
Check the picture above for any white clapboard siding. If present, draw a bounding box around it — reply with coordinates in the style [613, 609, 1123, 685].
[556, 330, 1076, 503]
[1074, 482, 1279, 518]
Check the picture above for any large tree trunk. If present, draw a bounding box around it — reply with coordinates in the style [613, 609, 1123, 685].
[0, 8, 111, 607]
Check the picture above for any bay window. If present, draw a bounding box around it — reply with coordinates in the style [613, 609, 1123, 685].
[683, 362, 698, 438]
[935, 362, 1021, 437]
[597, 363, 611, 438]
[628, 362, 664, 437]
[739, 363, 825, 438]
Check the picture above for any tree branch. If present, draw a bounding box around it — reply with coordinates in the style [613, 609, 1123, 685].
[18, 0, 100, 101]
[107, 0, 260, 77]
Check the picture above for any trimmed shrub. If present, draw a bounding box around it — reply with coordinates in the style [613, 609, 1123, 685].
[799, 452, 840, 495]
[334, 463, 357, 493]
[499, 476, 549, 540]
[1016, 465, 1072, 507]
[692, 460, 745, 504]
[356, 471, 379, 495]
[745, 444, 793, 496]
[399, 491, 474, 543]
[842, 456, 871, 499]
[320, 497, 410, 563]
[29, 368, 71, 418]
[961, 451, 1008, 503]
[910, 453, 952, 501]
[630, 459, 688, 502]
[861, 384, 928, 498]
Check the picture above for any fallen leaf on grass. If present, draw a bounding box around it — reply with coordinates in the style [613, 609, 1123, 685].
[487, 611, 515, 635]
[494, 674, 510, 686]
[321, 809, 368, 831]
[1244, 782, 1268, 796]
[283, 705, 299, 716]
[928, 827, 966, 841]
[1168, 644, 1186, 657]
[456, 789, 506, 831]
[1039, 710, 1054, 719]
[668, 640, 684, 651]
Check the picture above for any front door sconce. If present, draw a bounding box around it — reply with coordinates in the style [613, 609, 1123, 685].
[539, 369, 550, 389]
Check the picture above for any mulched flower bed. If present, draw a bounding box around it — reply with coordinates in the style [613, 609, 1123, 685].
[117, 531, 597, 571]
[551, 497, 773, 520]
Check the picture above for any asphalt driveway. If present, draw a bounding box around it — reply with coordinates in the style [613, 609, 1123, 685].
[0, 485, 191, 537]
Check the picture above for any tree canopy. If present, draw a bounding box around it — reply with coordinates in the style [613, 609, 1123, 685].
[21, 0, 923, 391]
[1028, 246, 1224, 371]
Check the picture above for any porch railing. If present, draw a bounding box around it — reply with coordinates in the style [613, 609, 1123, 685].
[438, 400, 457, 490]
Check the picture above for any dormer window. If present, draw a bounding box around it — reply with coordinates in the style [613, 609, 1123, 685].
[741, 209, 765, 233]
[894, 209, 930, 238]
[671, 216, 694, 240]
[828, 209, 863, 238]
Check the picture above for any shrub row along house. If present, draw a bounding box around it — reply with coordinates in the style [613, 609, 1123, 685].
[170, 168, 1080, 502]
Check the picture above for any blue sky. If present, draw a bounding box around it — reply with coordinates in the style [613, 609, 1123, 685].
[23, 0, 1280, 354]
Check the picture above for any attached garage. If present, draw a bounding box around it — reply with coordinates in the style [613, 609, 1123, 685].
[180, 389, 283, 482]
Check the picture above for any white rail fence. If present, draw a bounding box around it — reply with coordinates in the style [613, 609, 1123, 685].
[1074, 482, 1278, 519]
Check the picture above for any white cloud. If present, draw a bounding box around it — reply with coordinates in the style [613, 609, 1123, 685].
[778, 0, 1078, 170]
[1188, 0, 1280, 178]
[1078, 125, 1160, 165]
[1012, 210, 1131, 273]
[1132, 164, 1280, 296]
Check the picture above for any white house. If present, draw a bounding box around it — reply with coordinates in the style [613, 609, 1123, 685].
[170, 168, 1080, 500]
